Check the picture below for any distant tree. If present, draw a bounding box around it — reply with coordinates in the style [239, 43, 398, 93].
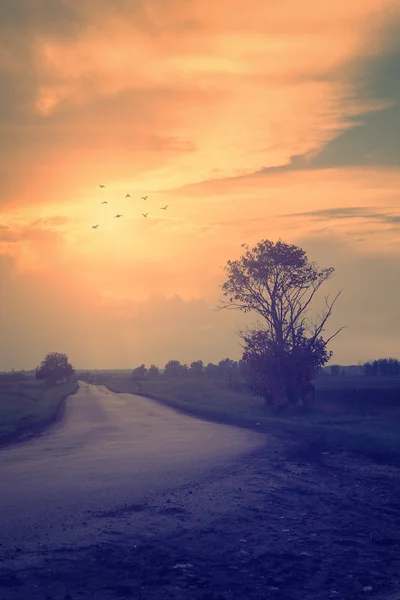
[163, 360, 183, 378]
[215, 358, 235, 379]
[218, 239, 345, 409]
[363, 362, 374, 376]
[377, 358, 400, 376]
[204, 362, 218, 378]
[189, 360, 204, 377]
[3, 370, 28, 381]
[363, 358, 400, 377]
[180, 363, 190, 377]
[330, 364, 340, 377]
[132, 364, 147, 381]
[35, 352, 74, 384]
[147, 364, 160, 378]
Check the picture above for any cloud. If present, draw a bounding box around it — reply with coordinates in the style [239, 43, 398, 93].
[2, 229, 400, 370]
[285, 207, 400, 226]
[2, 0, 399, 210]
[0, 253, 241, 370]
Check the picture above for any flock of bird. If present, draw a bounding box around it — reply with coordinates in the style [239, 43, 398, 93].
[91, 185, 169, 230]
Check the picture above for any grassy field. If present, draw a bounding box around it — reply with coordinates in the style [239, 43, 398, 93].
[101, 374, 400, 465]
[0, 377, 78, 446]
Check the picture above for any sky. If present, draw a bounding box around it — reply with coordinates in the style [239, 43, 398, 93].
[0, 0, 399, 370]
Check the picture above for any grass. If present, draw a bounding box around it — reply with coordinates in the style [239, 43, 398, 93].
[0, 377, 78, 446]
[102, 374, 400, 465]
[3, 370, 398, 464]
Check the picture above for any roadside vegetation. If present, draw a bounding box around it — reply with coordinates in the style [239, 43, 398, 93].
[0, 353, 77, 446]
[95, 368, 400, 464]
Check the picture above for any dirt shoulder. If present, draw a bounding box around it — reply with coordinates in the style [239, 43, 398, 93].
[2, 436, 400, 600]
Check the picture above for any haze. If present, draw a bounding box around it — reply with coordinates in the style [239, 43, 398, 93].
[1, 0, 399, 370]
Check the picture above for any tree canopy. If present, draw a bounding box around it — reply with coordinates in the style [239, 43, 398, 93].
[35, 352, 74, 384]
[363, 358, 400, 377]
[218, 239, 345, 408]
[132, 364, 148, 380]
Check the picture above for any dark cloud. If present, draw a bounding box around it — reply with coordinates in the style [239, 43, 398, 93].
[285, 207, 400, 226]
[257, 103, 400, 175]
[0, 0, 82, 110]
[0, 0, 81, 36]
[255, 15, 400, 175]
[350, 13, 400, 104]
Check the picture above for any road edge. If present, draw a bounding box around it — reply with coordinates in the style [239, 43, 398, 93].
[0, 382, 79, 450]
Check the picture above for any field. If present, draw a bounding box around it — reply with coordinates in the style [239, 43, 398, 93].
[1, 373, 400, 599]
[99, 373, 400, 465]
[1, 370, 399, 463]
[0, 376, 78, 446]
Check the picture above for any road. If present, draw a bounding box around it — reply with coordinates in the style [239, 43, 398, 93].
[0, 382, 265, 568]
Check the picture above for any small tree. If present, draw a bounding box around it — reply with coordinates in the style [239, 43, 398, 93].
[204, 362, 218, 378]
[218, 239, 345, 408]
[164, 360, 185, 378]
[180, 363, 190, 377]
[132, 364, 147, 381]
[189, 360, 204, 377]
[147, 365, 160, 378]
[363, 358, 400, 377]
[330, 364, 340, 377]
[35, 352, 74, 385]
[215, 358, 235, 379]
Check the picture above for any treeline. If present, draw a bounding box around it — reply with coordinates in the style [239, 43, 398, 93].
[362, 358, 400, 377]
[323, 358, 400, 378]
[131, 358, 244, 382]
[3, 356, 400, 383]
[130, 357, 400, 381]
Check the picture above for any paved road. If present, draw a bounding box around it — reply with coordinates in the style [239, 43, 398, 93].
[0, 383, 265, 567]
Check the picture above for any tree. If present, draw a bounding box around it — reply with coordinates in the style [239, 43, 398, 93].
[330, 364, 340, 377]
[180, 363, 190, 377]
[132, 364, 147, 381]
[216, 358, 235, 379]
[240, 326, 329, 407]
[189, 360, 204, 377]
[218, 239, 345, 408]
[147, 365, 160, 379]
[163, 360, 183, 378]
[363, 361, 376, 376]
[204, 362, 218, 378]
[363, 358, 400, 377]
[35, 352, 74, 384]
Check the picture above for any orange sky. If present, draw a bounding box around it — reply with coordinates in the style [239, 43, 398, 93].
[1, 0, 400, 370]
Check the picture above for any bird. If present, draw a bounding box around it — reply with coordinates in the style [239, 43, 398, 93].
[99, 184, 105, 188]
[92, 225, 99, 229]
[115, 214, 123, 218]
[125, 194, 131, 198]
[101, 201, 108, 204]
[142, 213, 149, 218]
[142, 196, 148, 200]
[161, 205, 168, 210]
